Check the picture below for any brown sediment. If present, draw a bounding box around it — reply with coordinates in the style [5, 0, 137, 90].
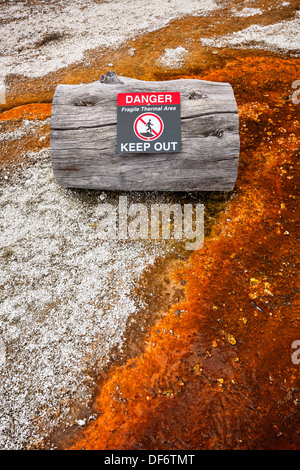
[0, 103, 51, 122]
[0, 104, 51, 174]
[63, 54, 300, 450]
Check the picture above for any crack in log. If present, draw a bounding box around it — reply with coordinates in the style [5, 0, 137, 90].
[51, 111, 238, 131]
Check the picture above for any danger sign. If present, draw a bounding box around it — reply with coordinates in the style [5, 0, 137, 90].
[117, 92, 181, 154]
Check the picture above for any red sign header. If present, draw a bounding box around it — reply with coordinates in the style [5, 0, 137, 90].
[117, 92, 180, 106]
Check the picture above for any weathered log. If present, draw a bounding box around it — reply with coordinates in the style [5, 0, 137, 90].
[50, 75, 239, 191]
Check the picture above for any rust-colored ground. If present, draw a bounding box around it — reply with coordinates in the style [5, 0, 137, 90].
[61, 55, 299, 450]
[1, 4, 299, 450]
[0, 103, 51, 122]
[0, 105, 51, 174]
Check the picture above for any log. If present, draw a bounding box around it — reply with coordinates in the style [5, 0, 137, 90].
[50, 74, 239, 191]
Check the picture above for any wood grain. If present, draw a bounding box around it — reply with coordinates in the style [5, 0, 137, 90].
[50, 77, 240, 191]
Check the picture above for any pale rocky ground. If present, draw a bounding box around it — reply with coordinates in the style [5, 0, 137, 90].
[0, 143, 163, 449]
[201, 10, 300, 54]
[0, 0, 217, 87]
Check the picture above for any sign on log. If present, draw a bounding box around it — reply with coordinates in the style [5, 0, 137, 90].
[50, 75, 240, 191]
[117, 92, 181, 154]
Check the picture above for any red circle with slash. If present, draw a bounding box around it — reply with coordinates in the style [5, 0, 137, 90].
[134, 113, 164, 141]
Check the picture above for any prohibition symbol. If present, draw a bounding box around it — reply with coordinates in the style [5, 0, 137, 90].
[134, 113, 164, 141]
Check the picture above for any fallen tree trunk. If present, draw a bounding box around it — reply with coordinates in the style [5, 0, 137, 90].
[50, 75, 239, 191]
